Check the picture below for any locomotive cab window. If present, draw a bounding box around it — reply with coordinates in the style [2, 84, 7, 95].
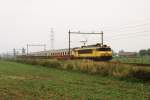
[97, 48, 111, 51]
[78, 49, 93, 54]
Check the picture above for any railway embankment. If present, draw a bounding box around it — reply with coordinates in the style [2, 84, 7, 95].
[8, 58, 150, 82]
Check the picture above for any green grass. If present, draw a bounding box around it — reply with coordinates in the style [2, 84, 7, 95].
[0, 60, 150, 100]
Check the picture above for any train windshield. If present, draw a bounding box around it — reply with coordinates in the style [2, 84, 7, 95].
[78, 49, 93, 54]
[97, 48, 111, 51]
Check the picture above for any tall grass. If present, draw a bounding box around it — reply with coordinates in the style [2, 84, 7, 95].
[9, 58, 150, 82]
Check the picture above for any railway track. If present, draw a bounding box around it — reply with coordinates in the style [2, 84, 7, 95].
[123, 63, 150, 67]
[110, 61, 150, 67]
[16, 56, 150, 67]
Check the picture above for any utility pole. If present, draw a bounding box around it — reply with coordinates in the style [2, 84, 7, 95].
[69, 30, 71, 56]
[27, 44, 29, 56]
[13, 48, 16, 57]
[22, 48, 26, 54]
[50, 28, 54, 50]
[68, 30, 104, 57]
[101, 31, 104, 46]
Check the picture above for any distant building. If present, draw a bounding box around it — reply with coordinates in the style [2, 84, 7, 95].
[118, 50, 137, 57]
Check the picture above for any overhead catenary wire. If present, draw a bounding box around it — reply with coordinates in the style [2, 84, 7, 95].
[102, 20, 150, 42]
[70, 29, 150, 46]
[104, 22, 150, 32]
[106, 30, 150, 39]
[103, 18, 150, 32]
[104, 26, 150, 37]
[105, 32, 150, 41]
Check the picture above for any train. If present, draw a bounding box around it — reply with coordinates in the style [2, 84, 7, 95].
[17, 43, 113, 61]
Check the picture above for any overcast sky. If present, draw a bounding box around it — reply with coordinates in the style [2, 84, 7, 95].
[0, 0, 150, 54]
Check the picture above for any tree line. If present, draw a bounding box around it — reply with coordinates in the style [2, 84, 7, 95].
[139, 49, 150, 56]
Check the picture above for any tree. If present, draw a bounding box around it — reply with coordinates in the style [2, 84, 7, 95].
[139, 49, 147, 56]
[112, 49, 117, 56]
[147, 48, 150, 56]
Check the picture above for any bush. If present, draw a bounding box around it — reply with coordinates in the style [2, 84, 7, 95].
[130, 68, 150, 81]
[10, 58, 150, 82]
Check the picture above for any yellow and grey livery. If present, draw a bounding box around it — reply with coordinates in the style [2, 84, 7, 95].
[72, 43, 112, 61]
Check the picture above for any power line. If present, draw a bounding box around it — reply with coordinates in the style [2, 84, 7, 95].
[106, 30, 150, 39]
[104, 22, 150, 32]
[103, 19, 150, 32]
[104, 26, 150, 37]
[105, 32, 150, 41]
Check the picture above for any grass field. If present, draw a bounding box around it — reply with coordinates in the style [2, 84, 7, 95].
[0, 60, 150, 100]
[112, 56, 150, 64]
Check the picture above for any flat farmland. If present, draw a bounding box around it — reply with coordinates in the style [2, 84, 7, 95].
[113, 56, 150, 64]
[0, 60, 149, 100]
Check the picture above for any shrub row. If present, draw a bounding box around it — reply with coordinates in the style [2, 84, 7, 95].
[10, 58, 150, 82]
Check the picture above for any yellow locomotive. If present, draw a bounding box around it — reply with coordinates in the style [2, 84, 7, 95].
[72, 43, 112, 61]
